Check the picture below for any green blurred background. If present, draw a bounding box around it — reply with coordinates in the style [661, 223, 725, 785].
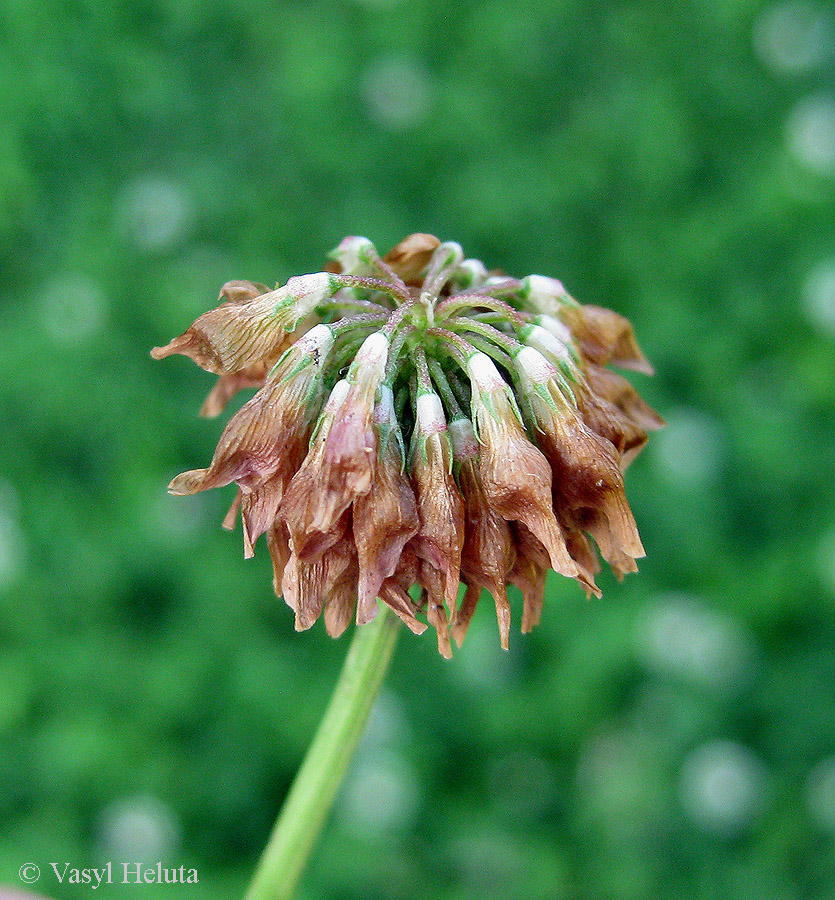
[2, 0, 835, 898]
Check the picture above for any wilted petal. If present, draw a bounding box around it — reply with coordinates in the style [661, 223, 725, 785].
[417, 560, 453, 659]
[563, 527, 602, 599]
[321, 333, 389, 496]
[449, 420, 515, 650]
[467, 353, 577, 579]
[383, 233, 440, 283]
[523, 276, 652, 374]
[378, 580, 427, 635]
[167, 325, 333, 558]
[222, 488, 242, 531]
[568, 305, 654, 374]
[324, 562, 359, 637]
[576, 386, 649, 469]
[200, 359, 274, 418]
[374, 544, 427, 635]
[282, 524, 355, 631]
[217, 280, 271, 305]
[281, 332, 389, 560]
[516, 347, 645, 569]
[267, 522, 291, 596]
[585, 363, 666, 432]
[543, 413, 645, 564]
[410, 393, 465, 611]
[241, 477, 286, 558]
[507, 523, 549, 634]
[354, 387, 419, 614]
[151, 273, 334, 374]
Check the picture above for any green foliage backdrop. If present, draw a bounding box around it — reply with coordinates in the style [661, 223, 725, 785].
[1, 0, 834, 898]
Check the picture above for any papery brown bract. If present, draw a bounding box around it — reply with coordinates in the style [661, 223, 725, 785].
[467, 354, 578, 580]
[281, 332, 389, 560]
[200, 361, 272, 418]
[323, 563, 360, 638]
[585, 363, 666, 433]
[576, 362, 665, 468]
[562, 526, 602, 598]
[564, 305, 654, 375]
[377, 544, 427, 636]
[538, 405, 645, 568]
[151, 288, 293, 373]
[218, 280, 272, 305]
[196, 282, 280, 417]
[417, 559, 454, 659]
[267, 522, 292, 597]
[409, 394, 465, 617]
[383, 233, 441, 283]
[353, 418, 419, 623]
[166, 325, 333, 556]
[516, 347, 644, 572]
[507, 523, 549, 634]
[282, 520, 355, 631]
[151, 274, 332, 374]
[452, 448, 515, 650]
[575, 383, 650, 469]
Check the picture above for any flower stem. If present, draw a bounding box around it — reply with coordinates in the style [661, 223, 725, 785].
[243, 607, 401, 900]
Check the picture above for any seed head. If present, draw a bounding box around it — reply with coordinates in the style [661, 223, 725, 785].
[153, 235, 663, 653]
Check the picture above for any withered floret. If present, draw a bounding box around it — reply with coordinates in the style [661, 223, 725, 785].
[153, 235, 662, 654]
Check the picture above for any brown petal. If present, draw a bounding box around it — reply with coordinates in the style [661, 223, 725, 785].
[241, 476, 287, 558]
[281, 528, 355, 631]
[378, 579, 427, 635]
[218, 280, 271, 305]
[507, 524, 549, 634]
[378, 550, 426, 634]
[167, 370, 312, 500]
[200, 360, 273, 418]
[222, 488, 242, 531]
[411, 429, 465, 610]
[151, 289, 293, 373]
[282, 333, 388, 559]
[267, 522, 291, 596]
[566, 305, 654, 374]
[477, 414, 577, 579]
[453, 458, 515, 650]
[538, 405, 645, 568]
[563, 527, 602, 598]
[585, 364, 666, 432]
[152, 274, 332, 374]
[383, 233, 441, 283]
[353, 437, 419, 615]
[417, 560, 453, 659]
[324, 563, 359, 637]
[575, 387, 649, 469]
[468, 356, 577, 579]
[281, 382, 377, 561]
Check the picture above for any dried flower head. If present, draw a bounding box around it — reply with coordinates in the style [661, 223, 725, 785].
[153, 235, 663, 655]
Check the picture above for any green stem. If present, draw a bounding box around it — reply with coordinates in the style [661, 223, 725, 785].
[244, 607, 401, 900]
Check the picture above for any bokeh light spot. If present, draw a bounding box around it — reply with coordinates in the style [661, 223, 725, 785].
[753, 2, 833, 75]
[637, 594, 758, 690]
[802, 259, 835, 337]
[786, 95, 835, 177]
[680, 741, 767, 835]
[361, 55, 432, 131]
[39, 275, 106, 345]
[115, 176, 193, 252]
[96, 794, 181, 861]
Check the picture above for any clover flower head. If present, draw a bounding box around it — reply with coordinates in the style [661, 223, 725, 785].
[153, 234, 663, 655]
